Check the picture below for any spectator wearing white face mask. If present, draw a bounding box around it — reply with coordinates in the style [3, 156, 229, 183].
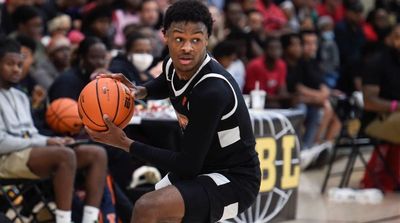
[109, 32, 154, 85]
[318, 15, 340, 89]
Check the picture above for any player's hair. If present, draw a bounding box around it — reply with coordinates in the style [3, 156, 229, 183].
[0, 37, 21, 60]
[163, 0, 213, 37]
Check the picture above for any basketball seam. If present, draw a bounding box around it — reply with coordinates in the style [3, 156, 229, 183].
[47, 99, 74, 121]
[49, 100, 78, 133]
[95, 79, 106, 126]
[79, 96, 106, 128]
[51, 98, 63, 130]
[112, 79, 120, 123]
[54, 98, 62, 114]
[51, 101, 76, 127]
[46, 109, 57, 125]
[56, 101, 77, 118]
[53, 103, 65, 133]
[58, 115, 82, 134]
[46, 101, 58, 123]
[116, 94, 134, 127]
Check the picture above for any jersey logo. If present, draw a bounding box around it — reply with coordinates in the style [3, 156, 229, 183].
[181, 96, 187, 107]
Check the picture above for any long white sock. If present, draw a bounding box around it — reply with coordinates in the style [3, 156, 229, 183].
[55, 209, 71, 223]
[82, 206, 100, 223]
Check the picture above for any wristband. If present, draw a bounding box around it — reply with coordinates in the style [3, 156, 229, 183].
[390, 100, 398, 112]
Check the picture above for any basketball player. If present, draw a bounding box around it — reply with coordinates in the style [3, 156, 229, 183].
[86, 0, 261, 222]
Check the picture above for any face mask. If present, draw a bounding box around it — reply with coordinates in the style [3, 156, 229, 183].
[130, 53, 153, 72]
[321, 31, 334, 41]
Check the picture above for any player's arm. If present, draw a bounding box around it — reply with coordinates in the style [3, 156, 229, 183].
[86, 80, 230, 179]
[100, 72, 169, 100]
[101, 60, 170, 100]
[130, 81, 229, 178]
[142, 56, 171, 99]
[143, 71, 169, 99]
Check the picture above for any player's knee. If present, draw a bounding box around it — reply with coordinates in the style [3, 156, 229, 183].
[78, 145, 108, 165]
[133, 194, 159, 219]
[89, 145, 108, 165]
[55, 147, 76, 170]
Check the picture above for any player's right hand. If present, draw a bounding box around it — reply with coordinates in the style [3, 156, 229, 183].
[85, 114, 134, 152]
[98, 73, 147, 99]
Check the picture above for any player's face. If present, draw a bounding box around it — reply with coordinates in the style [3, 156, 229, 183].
[0, 52, 23, 88]
[165, 21, 208, 79]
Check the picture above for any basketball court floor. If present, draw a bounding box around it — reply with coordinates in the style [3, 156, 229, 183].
[283, 150, 400, 223]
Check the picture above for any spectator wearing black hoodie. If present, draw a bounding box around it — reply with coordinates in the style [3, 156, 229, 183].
[49, 37, 108, 101]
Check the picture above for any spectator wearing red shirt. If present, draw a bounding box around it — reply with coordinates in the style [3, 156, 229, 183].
[256, 0, 287, 32]
[316, 0, 345, 24]
[244, 37, 288, 107]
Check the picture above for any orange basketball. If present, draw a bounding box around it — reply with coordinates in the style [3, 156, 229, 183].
[78, 77, 135, 131]
[46, 98, 83, 135]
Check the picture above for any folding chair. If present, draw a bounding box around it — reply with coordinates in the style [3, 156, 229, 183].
[321, 96, 400, 193]
[320, 128, 374, 193]
[0, 179, 55, 222]
[320, 95, 374, 193]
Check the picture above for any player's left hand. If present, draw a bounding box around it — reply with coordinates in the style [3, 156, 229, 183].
[85, 114, 134, 152]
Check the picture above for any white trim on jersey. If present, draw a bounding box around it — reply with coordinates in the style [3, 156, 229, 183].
[165, 58, 173, 81]
[219, 202, 239, 221]
[217, 126, 241, 148]
[171, 55, 211, 97]
[193, 73, 238, 120]
[155, 173, 172, 190]
[202, 173, 230, 186]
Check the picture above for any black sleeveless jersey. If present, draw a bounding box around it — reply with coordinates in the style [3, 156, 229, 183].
[130, 54, 258, 179]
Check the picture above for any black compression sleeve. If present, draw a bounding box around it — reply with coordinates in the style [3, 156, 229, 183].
[143, 72, 169, 99]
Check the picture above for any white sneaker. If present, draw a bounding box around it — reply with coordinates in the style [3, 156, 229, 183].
[300, 143, 330, 170]
[300, 149, 316, 170]
[319, 141, 334, 151]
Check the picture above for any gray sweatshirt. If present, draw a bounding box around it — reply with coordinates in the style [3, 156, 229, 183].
[0, 87, 48, 154]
